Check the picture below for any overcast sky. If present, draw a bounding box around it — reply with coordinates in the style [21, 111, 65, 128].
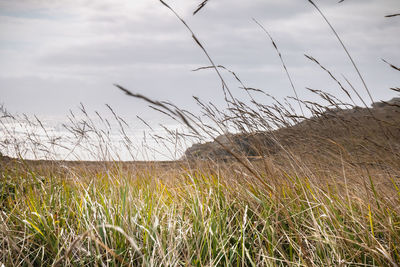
[1, 0, 399, 124]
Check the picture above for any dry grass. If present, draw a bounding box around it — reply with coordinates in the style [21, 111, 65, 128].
[1, 154, 400, 266]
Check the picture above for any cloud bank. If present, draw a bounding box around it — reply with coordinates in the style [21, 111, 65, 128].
[0, 0, 399, 123]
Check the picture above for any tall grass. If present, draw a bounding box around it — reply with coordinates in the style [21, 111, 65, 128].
[1, 0, 400, 266]
[1, 159, 399, 266]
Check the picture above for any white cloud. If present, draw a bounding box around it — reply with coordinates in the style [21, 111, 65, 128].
[0, 0, 399, 119]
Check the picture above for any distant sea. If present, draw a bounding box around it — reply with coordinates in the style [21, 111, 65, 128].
[0, 114, 189, 161]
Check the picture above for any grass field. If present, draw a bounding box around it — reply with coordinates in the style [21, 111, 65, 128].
[1, 102, 400, 266]
[1, 131, 400, 266]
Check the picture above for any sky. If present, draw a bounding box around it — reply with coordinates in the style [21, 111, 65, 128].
[0, 0, 399, 159]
